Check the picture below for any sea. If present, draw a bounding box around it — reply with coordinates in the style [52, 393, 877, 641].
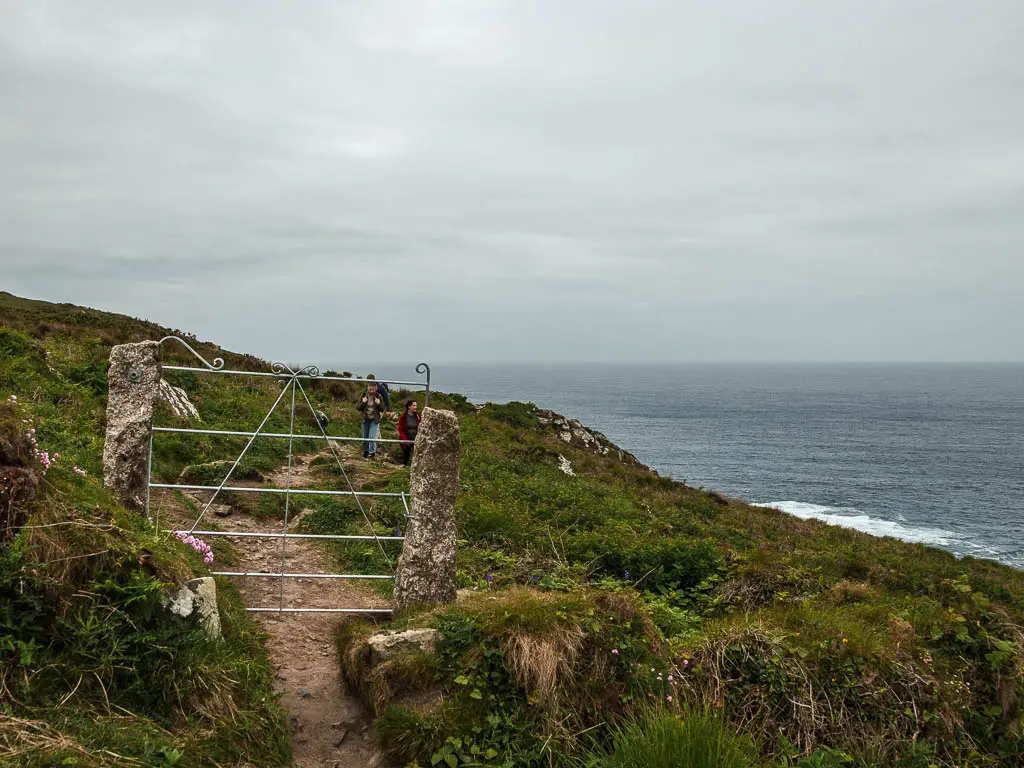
[360, 363, 1024, 570]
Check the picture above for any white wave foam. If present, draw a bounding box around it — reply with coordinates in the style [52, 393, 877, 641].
[759, 500, 961, 547]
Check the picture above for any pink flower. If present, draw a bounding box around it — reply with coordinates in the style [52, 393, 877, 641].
[611, 649, 619, 655]
[666, 696, 672, 702]
[682, 660, 689, 667]
[9, 395, 16, 401]
[668, 675, 674, 682]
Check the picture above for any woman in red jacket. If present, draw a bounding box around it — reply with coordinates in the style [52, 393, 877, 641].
[396, 400, 421, 466]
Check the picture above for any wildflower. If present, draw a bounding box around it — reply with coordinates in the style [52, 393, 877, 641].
[657, 675, 663, 681]
[486, 572, 494, 583]
[668, 675, 674, 682]
[8, 395, 16, 401]
[666, 696, 672, 702]
[842, 638, 848, 644]
[624, 570, 630, 579]
[611, 649, 619, 655]
[532, 575, 541, 581]
[682, 659, 689, 667]
[923, 657, 933, 665]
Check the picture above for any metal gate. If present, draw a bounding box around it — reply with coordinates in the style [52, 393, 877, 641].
[148, 336, 430, 615]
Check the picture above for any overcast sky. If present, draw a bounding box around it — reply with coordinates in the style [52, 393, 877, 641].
[1, 1, 1022, 364]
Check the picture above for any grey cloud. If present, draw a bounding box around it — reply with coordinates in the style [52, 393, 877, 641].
[1, 0, 1022, 363]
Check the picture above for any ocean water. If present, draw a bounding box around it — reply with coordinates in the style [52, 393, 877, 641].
[384, 363, 1024, 570]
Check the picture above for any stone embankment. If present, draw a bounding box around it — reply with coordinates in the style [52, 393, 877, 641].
[535, 409, 644, 467]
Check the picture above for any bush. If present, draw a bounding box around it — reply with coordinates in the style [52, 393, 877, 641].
[598, 708, 756, 768]
[484, 401, 539, 429]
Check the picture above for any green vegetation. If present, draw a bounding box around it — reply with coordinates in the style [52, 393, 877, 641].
[599, 708, 757, 768]
[2, 290, 1024, 766]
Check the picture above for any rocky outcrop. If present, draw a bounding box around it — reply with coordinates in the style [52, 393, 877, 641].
[536, 410, 643, 466]
[365, 629, 441, 666]
[158, 379, 200, 420]
[393, 408, 460, 611]
[166, 576, 222, 640]
[103, 341, 161, 513]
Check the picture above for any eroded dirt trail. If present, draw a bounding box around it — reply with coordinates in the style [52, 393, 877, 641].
[161, 451, 398, 768]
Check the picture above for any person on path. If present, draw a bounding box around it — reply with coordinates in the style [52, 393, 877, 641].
[396, 399, 421, 466]
[357, 381, 386, 458]
[365, 373, 392, 414]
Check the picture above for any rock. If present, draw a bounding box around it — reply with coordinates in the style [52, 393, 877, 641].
[557, 455, 575, 477]
[393, 408, 460, 611]
[178, 460, 265, 485]
[213, 504, 232, 518]
[158, 378, 200, 420]
[535, 408, 645, 467]
[365, 628, 442, 666]
[166, 577, 222, 640]
[103, 341, 161, 514]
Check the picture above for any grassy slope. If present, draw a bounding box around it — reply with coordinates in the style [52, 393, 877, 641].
[0, 293, 290, 767]
[2, 292, 1023, 767]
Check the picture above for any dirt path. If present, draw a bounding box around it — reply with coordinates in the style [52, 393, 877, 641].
[161, 451, 402, 768]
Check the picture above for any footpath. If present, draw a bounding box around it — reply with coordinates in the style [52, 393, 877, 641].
[164, 449, 401, 768]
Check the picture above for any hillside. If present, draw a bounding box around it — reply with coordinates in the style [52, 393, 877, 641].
[1, 291, 1023, 768]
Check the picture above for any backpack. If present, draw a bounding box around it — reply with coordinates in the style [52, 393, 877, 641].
[377, 381, 391, 411]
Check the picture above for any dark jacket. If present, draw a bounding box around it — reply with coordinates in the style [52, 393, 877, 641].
[377, 381, 391, 412]
[397, 410, 421, 442]
[357, 392, 386, 423]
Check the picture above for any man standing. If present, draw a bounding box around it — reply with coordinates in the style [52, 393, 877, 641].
[357, 380, 386, 458]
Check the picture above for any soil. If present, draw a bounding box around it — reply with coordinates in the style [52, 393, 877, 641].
[159, 449, 404, 768]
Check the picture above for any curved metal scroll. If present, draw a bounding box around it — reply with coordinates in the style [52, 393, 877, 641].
[417, 362, 431, 408]
[272, 362, 322, 378]
[159, 335, 225, 370]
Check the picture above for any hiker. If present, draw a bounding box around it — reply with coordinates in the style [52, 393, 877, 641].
[396, 399, 421, 466]
[365, 373, 392, 414]
[356, 380, 386, 458]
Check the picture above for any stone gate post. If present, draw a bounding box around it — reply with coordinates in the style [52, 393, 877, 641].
[393, 407, 460, 611]
[103, 341, 161, 513]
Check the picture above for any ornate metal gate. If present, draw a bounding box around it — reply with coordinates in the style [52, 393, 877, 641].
[148, 336, 430, 615]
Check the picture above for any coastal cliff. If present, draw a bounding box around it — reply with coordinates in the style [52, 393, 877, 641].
[1, 291, 1022, 767]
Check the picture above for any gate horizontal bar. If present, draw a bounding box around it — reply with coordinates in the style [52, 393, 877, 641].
[247, 607, 393, 614]
[150, 483, 404, 497]
[213, 571, 394, 580]
[163, 365, 425, 387]
[152, 426, 411, 444]
[171, 530, 404, 541]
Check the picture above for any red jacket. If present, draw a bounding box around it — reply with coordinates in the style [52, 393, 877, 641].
[397, 410, 421, 442]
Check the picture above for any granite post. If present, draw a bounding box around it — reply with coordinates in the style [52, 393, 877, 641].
[103, 341, 161, 513]
[393, 408, 460, 610]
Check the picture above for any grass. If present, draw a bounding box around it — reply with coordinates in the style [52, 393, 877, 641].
[2, 291, 1024, 766]
[597, 708, 757, 768]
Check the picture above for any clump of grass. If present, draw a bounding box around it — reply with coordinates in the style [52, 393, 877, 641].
[0, 715, 100, 767]
[597, 708, 756, 768]
[827, 579, 879, 604]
